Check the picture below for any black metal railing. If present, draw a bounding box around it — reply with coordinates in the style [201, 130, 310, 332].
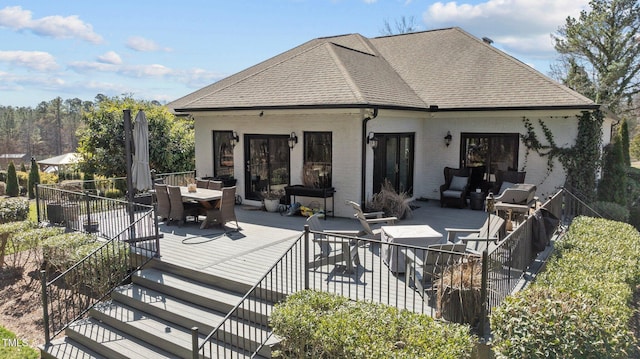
[40, 207, 159, 344]
[36, 184, 156, 240]
[193, 232, 305, 358]
[189, 187, 607, 357]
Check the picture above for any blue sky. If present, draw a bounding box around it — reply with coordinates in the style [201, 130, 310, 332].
[0, 0, 589, 107]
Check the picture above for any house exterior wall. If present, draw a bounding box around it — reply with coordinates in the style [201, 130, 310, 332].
[193, 108, 609, 218]
[193, 109, 364, 217]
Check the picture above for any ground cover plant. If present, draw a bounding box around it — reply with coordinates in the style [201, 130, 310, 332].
[271, 290, 475, 358]
[491, 216, 640, 358]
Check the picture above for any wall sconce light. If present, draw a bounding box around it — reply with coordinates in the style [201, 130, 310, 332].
[230, 131, 240, 148]
[444, 131, 452, 147]
[288, 132, 298, 149]
[367, 132, 378, 149]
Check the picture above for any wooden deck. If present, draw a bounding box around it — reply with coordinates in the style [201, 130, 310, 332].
[155, 200, 489, 314]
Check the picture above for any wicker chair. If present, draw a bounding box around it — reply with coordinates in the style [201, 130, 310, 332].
[154, 183, 170, 222]
[439, 167, 470, 208]
[167, 185, 200, 226]
[201, 186, 238, 230]
[207, 180, 223, 190]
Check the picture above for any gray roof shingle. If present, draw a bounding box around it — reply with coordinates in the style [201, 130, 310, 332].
[171, 27, 595, 113]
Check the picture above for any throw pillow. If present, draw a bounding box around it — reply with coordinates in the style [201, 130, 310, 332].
[498, 181, 515, 196]
[449, 176, 468, 191]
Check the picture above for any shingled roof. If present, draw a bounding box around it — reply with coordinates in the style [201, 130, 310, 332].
[171, 27, 596, 113]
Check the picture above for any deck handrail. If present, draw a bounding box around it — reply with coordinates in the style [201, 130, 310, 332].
[192, 186, 607, 357]
[36, 183, 161, 344]
[194, 232, 306, 358]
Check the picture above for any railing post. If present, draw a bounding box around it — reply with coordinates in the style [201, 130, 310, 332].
[154, 203, 161, 257]
[304, 224, 310, 290]
[191, 327, 199, 359]
[479, 250, 489, 338]
[84, 191, 91, 232]
[35, 185, 41, 223]
[40, 270, 51, 345]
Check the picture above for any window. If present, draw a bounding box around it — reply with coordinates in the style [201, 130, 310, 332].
[303, 132, 332, 188]
[460, 133, 519, 187]
[213, 131, 234, 177]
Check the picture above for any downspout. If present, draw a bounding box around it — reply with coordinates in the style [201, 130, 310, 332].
[361, 107, 378, 207]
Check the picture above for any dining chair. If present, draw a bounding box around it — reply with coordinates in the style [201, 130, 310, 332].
[196, 179, 209, 189]
[154, 183, 171, 222]
[202, 186, 238, 230]
[167, 185, 200, 226]
[207, 180, 223, 190]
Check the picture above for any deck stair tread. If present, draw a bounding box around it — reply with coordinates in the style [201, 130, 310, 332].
[112, 283, 271, 331]
[91, 299, 272, 357]
[134, 267, 256, 305]
[40, 337, 104, 359]
[65, 318, 178, 359]
[90, 300, 209, 356]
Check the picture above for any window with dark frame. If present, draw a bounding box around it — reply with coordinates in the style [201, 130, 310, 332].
[303, 132, 332, 188]
[460, 133, 519, 188]
[213, 130, 234, 177]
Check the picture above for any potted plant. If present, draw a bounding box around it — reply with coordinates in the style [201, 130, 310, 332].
[262, 189, 283, 212]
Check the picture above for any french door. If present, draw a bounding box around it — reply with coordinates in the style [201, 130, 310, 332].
[244, 135, 290, 200]
[373, 133, 414, 195]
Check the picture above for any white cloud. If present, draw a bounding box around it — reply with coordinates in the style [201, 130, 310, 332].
[97, 51, 122, 65]
[0, 50, 58, 71]
[423, 0, 589, 56]
[0, 6, 103, 44]
[126, 36, 172, 52]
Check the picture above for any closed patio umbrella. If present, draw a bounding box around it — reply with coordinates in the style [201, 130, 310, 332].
[132, 110, 152, 191]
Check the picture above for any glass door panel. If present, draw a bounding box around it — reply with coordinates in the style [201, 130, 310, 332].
[244, 135, 290, 200]
[373, 133, 414, 195]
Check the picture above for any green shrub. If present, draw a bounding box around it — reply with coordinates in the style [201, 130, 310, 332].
[41, 232, 96, 273]
[39, 171, 58, 184]
[68, 241, 130, 298]
[0, 197, 29, 223]
[4, 226, 63, 269]
[491, 217, 640, 358]
[0, 181, 5, 196]
[6, 162, 18, 197]
[589, 201, 630, 222]
[271, 290, 475, 359]
[28, 158, 40, 199]
[0, 221, 37, 268]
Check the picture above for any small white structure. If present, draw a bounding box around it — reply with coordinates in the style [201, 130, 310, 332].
[38, 153, 80, 173]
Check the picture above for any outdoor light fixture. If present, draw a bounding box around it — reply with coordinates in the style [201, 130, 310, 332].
[444, 131, 453, 147]
[367, 131, 378, 150]
[288, 132, 298, 149]
[230, 131, 240, 148]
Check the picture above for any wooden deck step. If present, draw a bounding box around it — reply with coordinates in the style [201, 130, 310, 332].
[147, 258, 255, 293]
[132, 268, 272, 315]
[40, 337, 104, 359]
[112, 283, 271, 331]
[90, 300, 271, 358]
[64, 318, 177, 359]
[90, 301, 207, 358]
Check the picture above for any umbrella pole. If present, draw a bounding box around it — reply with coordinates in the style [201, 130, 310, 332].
[123, 110, 136, 238]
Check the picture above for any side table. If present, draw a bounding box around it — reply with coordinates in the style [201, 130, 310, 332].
[469, 191, 486, 211]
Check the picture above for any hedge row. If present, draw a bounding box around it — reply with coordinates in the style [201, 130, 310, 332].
[491, 216, 640, 358]
[271, 290, 476, 359]
[0, 197, 29, 224]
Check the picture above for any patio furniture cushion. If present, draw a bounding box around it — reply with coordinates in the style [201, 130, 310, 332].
[449, 176, 468, 191]
[498, 181, 515, 196]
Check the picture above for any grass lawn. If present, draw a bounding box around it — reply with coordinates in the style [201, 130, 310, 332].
[0, 326, 38, 359]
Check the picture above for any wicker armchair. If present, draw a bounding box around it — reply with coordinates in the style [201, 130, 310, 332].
[439, 167, 470, 208]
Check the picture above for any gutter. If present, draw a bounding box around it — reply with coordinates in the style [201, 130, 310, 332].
[361, 107, 378, 208]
